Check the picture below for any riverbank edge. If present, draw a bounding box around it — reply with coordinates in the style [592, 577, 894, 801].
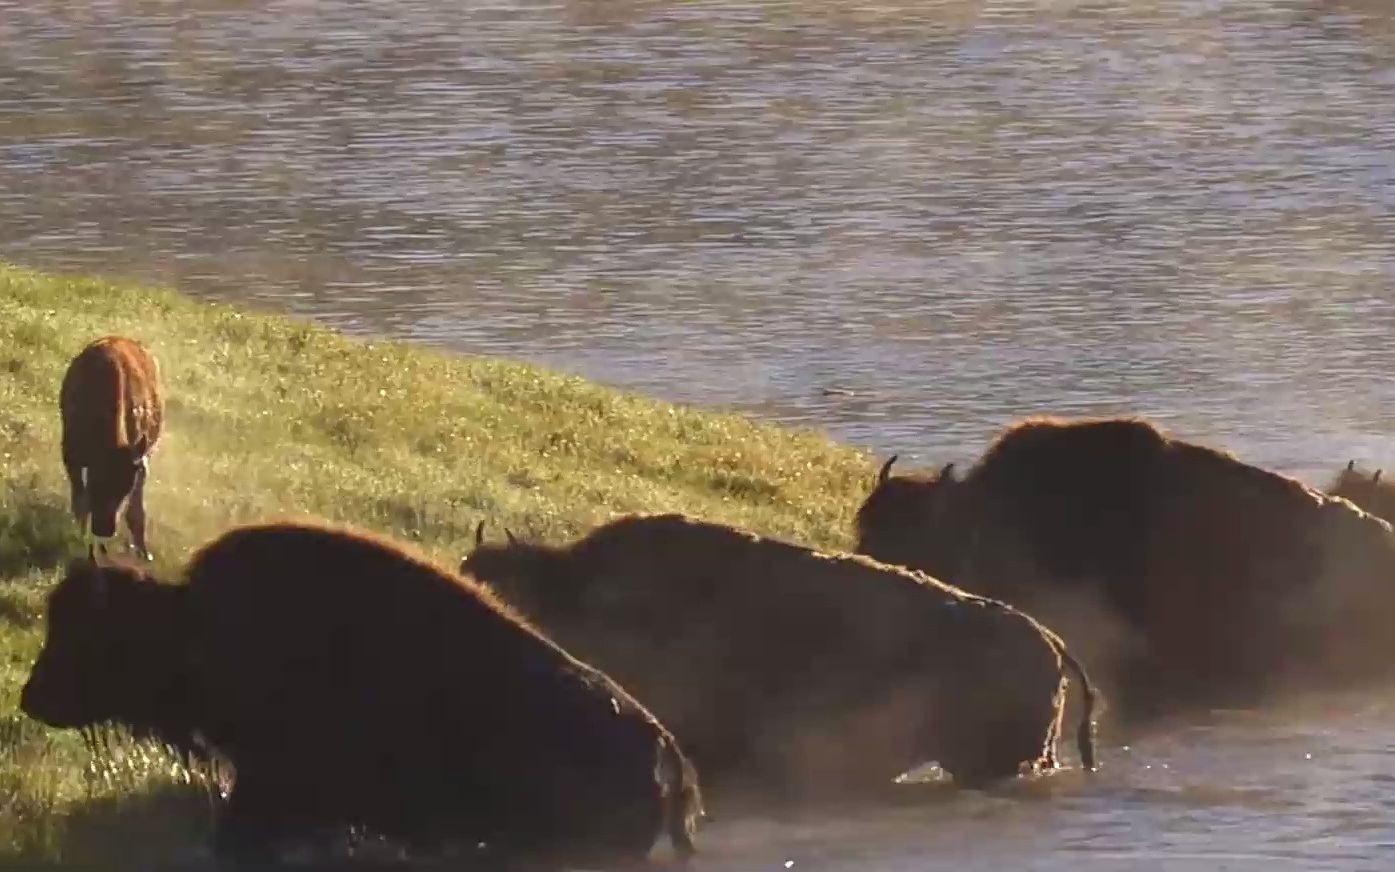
[0, 260, 875, 865]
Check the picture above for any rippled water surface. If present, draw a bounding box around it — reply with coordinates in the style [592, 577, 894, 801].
[4, 0, 1395, 868]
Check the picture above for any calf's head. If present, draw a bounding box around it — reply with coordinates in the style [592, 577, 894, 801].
[21, 557, 179, 730]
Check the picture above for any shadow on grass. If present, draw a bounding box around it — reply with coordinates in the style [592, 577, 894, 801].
[0, 480, 79, 581]
[0, 728, 633, 872]
[0, 716, 220, 871]
[0, 783, 219, 871]
[1, 772, 566, 872]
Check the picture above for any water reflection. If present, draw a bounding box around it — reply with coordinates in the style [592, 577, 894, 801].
[2, 2, 1394, 479]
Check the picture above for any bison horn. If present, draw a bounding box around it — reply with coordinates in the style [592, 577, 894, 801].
[505, 528, 519, 545]
[1349, 459, 1357, 471]
[939, 461, 957, 481]
[878, 455, 898, 484]
[475, 520, 486, 547]
[1376, 470, 1384, 485]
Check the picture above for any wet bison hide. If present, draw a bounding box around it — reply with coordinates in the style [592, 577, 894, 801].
[20, 522, 702, 865]
[855, 417, 1395, 710]
[60, 335, 164, 560]
[462, 513, 1098, 796]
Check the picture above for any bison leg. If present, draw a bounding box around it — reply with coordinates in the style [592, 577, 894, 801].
[936, 703, 1060, 788]
[214, 776, 287, 865]
[932, 670, 1063, 789]
[214, 764, 333, 865]
[124, 461, 152, 561]
[938, 730, 1043, 787]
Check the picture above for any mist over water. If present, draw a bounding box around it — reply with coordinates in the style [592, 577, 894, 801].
[4, 0, 1395, 867]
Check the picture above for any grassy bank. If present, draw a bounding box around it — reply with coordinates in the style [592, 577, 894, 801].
[0, 262, 873, 866]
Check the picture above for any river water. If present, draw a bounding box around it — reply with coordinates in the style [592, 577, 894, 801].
[4, 0, 1395, 868]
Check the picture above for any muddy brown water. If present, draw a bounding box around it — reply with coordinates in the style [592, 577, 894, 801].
[4, 1, 1395, 867]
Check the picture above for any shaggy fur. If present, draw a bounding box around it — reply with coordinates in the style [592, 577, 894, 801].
[855, 417, 1395, 711]
[462, 514, 1098, 797]
[59, 336, 164, 559]
[21, 523, 702, 866]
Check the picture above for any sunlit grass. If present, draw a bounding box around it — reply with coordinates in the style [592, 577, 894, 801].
[0, 261, 874, 866]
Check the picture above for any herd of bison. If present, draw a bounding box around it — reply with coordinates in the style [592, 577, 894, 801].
[16, 334, 1395, 866]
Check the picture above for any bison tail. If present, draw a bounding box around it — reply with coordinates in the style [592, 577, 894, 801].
[658, 737, 702, 861]
[1056, 644, 1101, 773]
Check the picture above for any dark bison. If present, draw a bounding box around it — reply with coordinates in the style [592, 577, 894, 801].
[855, 417, 1395, 711]
[461, 514, 1098, 796]
[20, 522, 702, 865]
[60, 335, 164, 560]
[1329, 460, 1395, 523]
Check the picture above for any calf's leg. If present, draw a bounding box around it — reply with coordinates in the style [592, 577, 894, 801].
[125, 461, 152, 560]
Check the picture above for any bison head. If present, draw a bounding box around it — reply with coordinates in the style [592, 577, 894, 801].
[853, 456, 963, 578]
[1330, 460, 1392, 522]
[21, 556, 183, 731]
[84, 445, 147, 538]
[461, 523, 578, 624]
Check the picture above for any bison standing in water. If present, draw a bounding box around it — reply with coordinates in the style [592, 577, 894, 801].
[855, 417, 1395, 712]
[462, 514, 1098, 797]
[1329, 460, 1395, 523]
[60, 336, 164, 560]
[20, 522, 702, 866]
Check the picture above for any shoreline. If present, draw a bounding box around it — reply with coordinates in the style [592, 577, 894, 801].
[0, 260, 872, 865]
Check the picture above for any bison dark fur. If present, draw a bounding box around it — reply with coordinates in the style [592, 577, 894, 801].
[462, 513, 1098, 796]
[856, 417, 1395, 711]
[60, 336, 164, 560]
[21, 522, 702, 865]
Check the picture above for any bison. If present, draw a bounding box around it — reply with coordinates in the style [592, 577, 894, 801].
[461, 513, 1098, 797]
[1329, 460, 1395, 523]
[60, 336, 164, 560]
[855, 416, 1395, 712]
[20, 522, 702, 866]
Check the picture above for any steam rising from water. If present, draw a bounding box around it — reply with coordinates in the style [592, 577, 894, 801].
[6, 0, 1395, 867]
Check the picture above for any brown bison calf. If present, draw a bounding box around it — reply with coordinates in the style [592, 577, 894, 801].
[1329, 460, 1395, 523]
[60, 336, 164, 560]
[20, 522, 702, 865]
[855, 417, 1395, 712]
[462, 514, 1098, 797]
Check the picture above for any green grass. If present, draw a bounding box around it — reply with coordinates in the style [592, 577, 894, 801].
[0, 261, 875, 866]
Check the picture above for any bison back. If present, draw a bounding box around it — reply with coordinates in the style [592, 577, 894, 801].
[61, 336, 163, 457]
[960, 418, 1165, 620]
[532, 516, 1067, 792]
